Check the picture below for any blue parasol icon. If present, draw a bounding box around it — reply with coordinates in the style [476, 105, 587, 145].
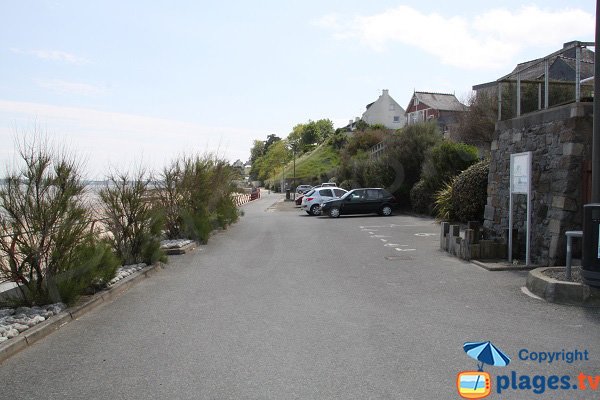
[463, 341, 511, 371]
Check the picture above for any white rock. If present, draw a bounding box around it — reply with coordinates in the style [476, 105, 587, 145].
[12, 323, 29, 333]
[5, 328, 19, 338]
[0, 336, 7, 343]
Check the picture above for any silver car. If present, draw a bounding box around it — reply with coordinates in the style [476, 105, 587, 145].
[301, 187, 347, 216]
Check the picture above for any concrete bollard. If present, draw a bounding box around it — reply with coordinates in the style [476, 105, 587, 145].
[440, 222, 450, 250]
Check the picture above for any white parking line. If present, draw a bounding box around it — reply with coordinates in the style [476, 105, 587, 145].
[395, 248, 416, 252]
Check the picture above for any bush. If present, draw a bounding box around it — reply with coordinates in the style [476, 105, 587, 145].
[410, 180, 435, 215]
[0, 138, 118, 305]
[450, 159, 490, 222]
[381, 122, 442, 207]
[421, 141, 479, 190]
[99, 170, 166, 266]
[156, 154, 239, 243]
[342, 129, 384, 157]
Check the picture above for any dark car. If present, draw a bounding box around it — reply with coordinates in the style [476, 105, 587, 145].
[320, 188, 397, 218]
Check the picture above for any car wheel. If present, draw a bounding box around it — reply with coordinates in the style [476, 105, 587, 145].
[310, 204, 321, 216]
[329, 207, 340, 218]
[381, 205, 392, 216]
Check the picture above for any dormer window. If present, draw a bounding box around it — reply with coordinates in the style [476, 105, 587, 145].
[414, 98, 419, 106]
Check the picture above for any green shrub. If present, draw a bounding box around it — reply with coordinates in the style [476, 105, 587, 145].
[410, 180, 435, 215]
[0, 138, 118, 305]
[421, 141, 479, 190]
[157, 154, 239, 243]
[99, 170, 166, 266]
[434, 179, 456, 221]
[381, 122, 442, 207]
[450, 159, 490, 222]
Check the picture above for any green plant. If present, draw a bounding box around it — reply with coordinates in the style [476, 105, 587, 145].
[421, 141, 479, 190]
[450, 159, 490, 222]
[99, 170, 166, 266]
[379, 122, 443, 207]
[0, 137, 118, 305]
[410, 179, 435, 215]
[156, 154, 239, 243]
[434, 179, 456, 221]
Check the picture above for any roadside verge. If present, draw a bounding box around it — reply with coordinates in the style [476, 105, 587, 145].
[0, 262, 164, 364]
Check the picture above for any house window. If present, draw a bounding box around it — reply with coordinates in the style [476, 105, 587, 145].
[414, 98, 419, 106]
[393, 116, 400, 122]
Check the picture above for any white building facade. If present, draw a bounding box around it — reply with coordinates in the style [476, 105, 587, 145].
[361, 89, 406, 129]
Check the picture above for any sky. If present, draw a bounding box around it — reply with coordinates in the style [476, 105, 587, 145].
[0, 0, 596, 179]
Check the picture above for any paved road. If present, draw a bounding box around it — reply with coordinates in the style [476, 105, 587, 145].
[1, 192, 599, 399]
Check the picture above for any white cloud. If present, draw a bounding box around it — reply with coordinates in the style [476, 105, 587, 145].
[10, 48, 89, 65]
[0, 100, 261, 178]
[317, 5, 594, 70]
[35, 79, 106, 96]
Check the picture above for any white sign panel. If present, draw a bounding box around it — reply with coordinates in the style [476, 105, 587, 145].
[510, 152, 531, 194]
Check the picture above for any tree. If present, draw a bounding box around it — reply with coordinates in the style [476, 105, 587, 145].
[452, 91, 496, 148]
[0, 137, 118, 305]
[264, 134, 281, 153]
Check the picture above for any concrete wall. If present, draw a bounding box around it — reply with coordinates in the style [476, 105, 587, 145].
[484, 102, 593, 266]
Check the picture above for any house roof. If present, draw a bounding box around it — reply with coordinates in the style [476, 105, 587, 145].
[411, 92, 466, 112]
[473, 41, 595, 90]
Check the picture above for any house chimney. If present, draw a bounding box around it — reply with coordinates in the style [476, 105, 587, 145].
[382, 89, 389, 97]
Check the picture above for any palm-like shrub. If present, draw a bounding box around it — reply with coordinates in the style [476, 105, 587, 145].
[434, 179, 456, 221]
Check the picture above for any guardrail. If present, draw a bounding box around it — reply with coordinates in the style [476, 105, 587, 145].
[232, 188, 260, 206]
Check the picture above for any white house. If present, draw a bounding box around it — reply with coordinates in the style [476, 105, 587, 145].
[361, 89, 406, 129]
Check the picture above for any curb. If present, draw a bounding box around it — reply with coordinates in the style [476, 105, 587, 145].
[526, 267, 600, 306]
[471, 259, 539, 271]
[0, 262, 164, 365]
[162, 241, 198, 255]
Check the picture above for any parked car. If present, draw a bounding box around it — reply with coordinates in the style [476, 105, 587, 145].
[320, 188, 397, 218]
[296, 184, 312, 194]
[312, 182, 337, 188]
[301, 187, 347, 216]
[295, 193, 304, 206]
[250, 187, 260, 200]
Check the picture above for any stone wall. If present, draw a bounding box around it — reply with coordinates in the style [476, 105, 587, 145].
[484, 102, 593, 266]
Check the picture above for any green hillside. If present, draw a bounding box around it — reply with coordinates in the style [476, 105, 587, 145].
[268, 143, 340, 186]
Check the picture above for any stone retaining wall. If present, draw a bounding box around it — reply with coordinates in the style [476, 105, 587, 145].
[484, 102, 593, 266]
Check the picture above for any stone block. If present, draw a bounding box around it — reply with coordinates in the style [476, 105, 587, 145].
[484, 205, 495, 221]
[480, 240, 494, 259]
[440, 222, 449, 250]
[548, 219, 561, 235]
[552, 196, 566, 209]
[563, 143, 583, 156]
[491, 140, 499, 151]
[450, 225, 460, 237]
[512, 132, 522, 143]
[494, 243, 507, 259]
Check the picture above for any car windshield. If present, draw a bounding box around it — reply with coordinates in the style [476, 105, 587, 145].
[339, 191, 353, 199]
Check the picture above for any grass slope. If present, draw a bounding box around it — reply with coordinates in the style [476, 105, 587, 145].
[270, 143, 340, 184]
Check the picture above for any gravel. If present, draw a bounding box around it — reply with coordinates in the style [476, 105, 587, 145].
[160, 239, 193, 249]
[542, 266, 583, 283]
[0, 263, 148, 344]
